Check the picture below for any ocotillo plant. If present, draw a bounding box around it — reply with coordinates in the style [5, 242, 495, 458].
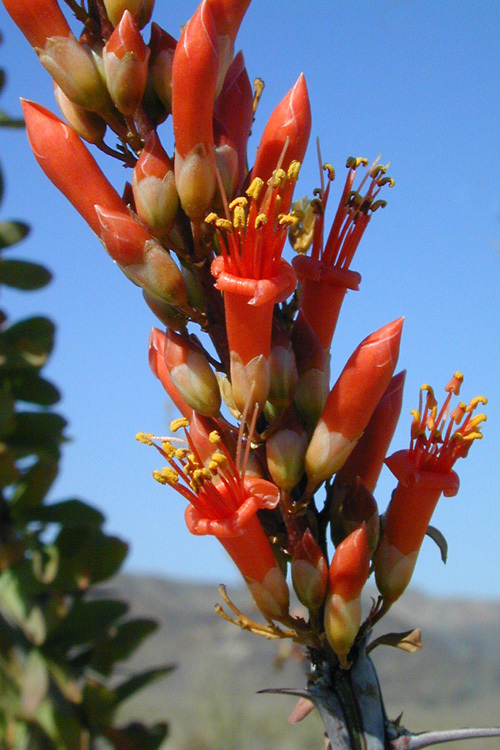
[2, 1, 498, 748]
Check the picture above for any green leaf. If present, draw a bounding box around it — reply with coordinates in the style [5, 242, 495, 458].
[7, 411, 67, 460]
[47, 660, 82, 705]
[0, 110, 25, 129]
[16, 499, 105, 529]
[0, 316, 55, 369]
[1, 368, 60, 406]
[0, 220, 30, 250]
[81, 680, 117, 729]
[0, 259, 52, 289]
[46, 599, 129, 652]
[91, 618, 158, 676]
[53, 527, 128, 589]
[10, 456, 59, 509]
[114, 666, 175, 706]
[0, 569, 46, 645]
[21, 649, 49, 717]
[108, 722, 169, 750]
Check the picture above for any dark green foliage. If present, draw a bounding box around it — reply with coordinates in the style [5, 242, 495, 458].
[0, 55, 171, 750]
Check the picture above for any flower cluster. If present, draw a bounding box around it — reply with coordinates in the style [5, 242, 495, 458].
[4, 0, 487, 677]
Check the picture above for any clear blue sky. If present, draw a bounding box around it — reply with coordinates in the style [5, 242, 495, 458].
[1, 0, 499, 600]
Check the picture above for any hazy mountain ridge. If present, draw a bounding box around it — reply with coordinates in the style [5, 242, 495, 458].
[99, 575, 500, 750]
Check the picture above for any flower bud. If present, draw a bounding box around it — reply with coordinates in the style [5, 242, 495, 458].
[324, 524, 370, 668]
[103, 0, 155, 29]
[132, 132, 178, 238]
[142, 291, 188, 331]
[53, 83, 107, 144]
[38, 35, 109, 111]
[148, 23, 176, 114]
[341, 478, 380, 553]
[95, 206, 188, 307]
[163, 329, 221, 417]
[305, 318, 403, 490]
[103, 10, 150, 115]
[290, 312, 329, 426]
[267, 320, 298, 411]
[266, 408, 307, 493]
[291, 528, 328, 611]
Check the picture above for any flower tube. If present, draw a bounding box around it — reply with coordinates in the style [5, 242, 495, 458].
[293, 159, 394, 350]
[374, 373, 487, 606]
[324, 524, 371, 668]
[305, 318, 403, 491]
[21, 100, 125, 236]
[2, 0, 71, 51]
[139, 420, 290, 621]
[208, 168, 299, 415]
[172, 0, 219, 221]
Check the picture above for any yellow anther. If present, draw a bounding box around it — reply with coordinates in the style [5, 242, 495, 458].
[192, 468, 206, 483]
[215, 218, 233, 231]
[370, 164, 387, 178]
[346, 156, 368, 169]
[246, 177, 264, 201]
[211, 451, 227, 465]
[255, 213, 268, 229]
[287, 160, 301, 181]
[161, 441, 176, 459]
[410, 409, 421, 423]
[278, 213, 299, 227]
[209, 430, 221, 443]
[205, 212, 219, 224]
[170, 417, 189, 432]
[136, 432, 154, 445]
[311, 197, 324, 215]
[462, 430, 483, 442]
[233, 205, 246, 228]
[421, 384, 435, 398]
[323, 163, 335, 180]
[208, 460, 219, 472]
[378, 177, 395, 188]
[347, 191, 363, 207]
[446, 372, 464, 393]
[229, 196, 248, 210]
[269, 168, 286, 189]
[153, 467, 179, 485]
[466, 413, 487, 430]
[466, 395, 488, 411]
[371, 200, 387, 212]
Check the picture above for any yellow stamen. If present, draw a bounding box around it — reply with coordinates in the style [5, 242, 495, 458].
[323, 162, 335, 180]
[136, 432, 153, 445]
[278, 213, 299, 227]
[153, 467, 179, 485]
[269, 168, 286, 188]
[205, 212, 218, 224]
[255, 213, 268, 229]
[229, 196, 248, 210]
[215, 218, 232, 231]
[287, 160, 301, 181]
[466, 396, 488, 411]
[170, 417, 189, 432]
[346, 156, 368, 169]
[233, 205, 246, 228]
[246, 177, 264, 201]
[161, 441, 176, 459]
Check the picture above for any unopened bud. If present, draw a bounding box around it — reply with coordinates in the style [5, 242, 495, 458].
[174, 143, 217, 222]
[149, 23, 176, 113]
[132, 132, 178, 237]
[142, 291, 188, 330]
[324, 524, 370, 668]
[103, 10, 150, 115]
[53, 83, 106, 144]
[266, 409, 307, 492]
[291, 528, 328, 611]
[291, 313, 328, 425]
[341, 478, 380, 553]
[230, 351, 270, 417]
[214, 134, 238, 201]
[103, 0, 155, 29]
[38, 35, 108, 111]
[268, 321, 298, 410]
[164, 329, 221, 417]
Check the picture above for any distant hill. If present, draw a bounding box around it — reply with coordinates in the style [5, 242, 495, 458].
[99, 575, 500, 750]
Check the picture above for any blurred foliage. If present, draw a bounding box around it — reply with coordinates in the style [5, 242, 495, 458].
[0, 48, 172, 750]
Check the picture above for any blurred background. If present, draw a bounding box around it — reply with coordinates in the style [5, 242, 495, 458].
[0, 0, 499, 600]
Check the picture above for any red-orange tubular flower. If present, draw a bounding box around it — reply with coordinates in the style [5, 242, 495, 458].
[324, 524, 371, 668]
[293, 158, 394, 351]
[206, 0, 251, 93]
[172, 0, 219, 221]
[138, 419, 290, 621]
[208, 168, 298, 416]
[374, 373, 487, 606]
[305, 318, 403, 490]
[21, 100, 126, 236]
[2, 0, 71, 50]
[336, 370, 406, 495]
[251, 74, 311, 213]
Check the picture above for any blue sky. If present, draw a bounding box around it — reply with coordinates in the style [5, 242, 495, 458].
[0, 0, 499, 600]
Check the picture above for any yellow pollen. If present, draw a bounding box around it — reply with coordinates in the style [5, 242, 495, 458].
[378, 177, 395, 188]
[136, 432, 153, 445]
[370, 164, 387, 178]
[346, 156, 368, 169]
[233, 205, 246, 228]
[211, 451, 227, 465]
[209, 430, 221, 443]
[170, 417, 189, 432]
[175, 447, 189, 459]
[323, 162, 335, 180]
[278, 213, 299, 227]
[466, 395, 488, 411]
[215, 218, 232, 231]
[162, 441, 176, 459]
[269, 168, 286, 188]
[466, 414, 487, 430]
[192, 468, 205, 482]
[255, 213, 268, 229]
[410, 409, 420, 422]
[153, 467, 179, 485]
[229, 196, 248, 210]
[246, 177, 264, 200]
[205, 212, 218, 224]
[287, 160, 301, 181]
[462, 431, 483, 442]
